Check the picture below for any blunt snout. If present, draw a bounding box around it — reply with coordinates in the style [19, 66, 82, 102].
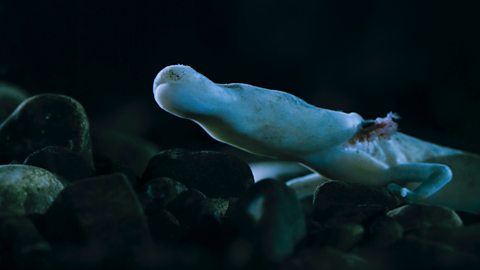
[153, 65, 197, 91]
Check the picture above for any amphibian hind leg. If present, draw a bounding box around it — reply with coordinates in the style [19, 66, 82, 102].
[387, 163, 453, 202]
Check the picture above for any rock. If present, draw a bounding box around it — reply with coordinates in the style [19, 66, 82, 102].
[231, 179, 306, 262]
[311, 223, 364, 251]
[92, 153, 137, 187]
[387, 204, 463, 231]
[408, 224, 480, 255]
[141, 149, 254, 198]
[0, 82, 28, 123]
[313, 181, 400, 226]
[92, 128, 160, 177]
[24, 146, 94, 183]
[225, 238, 255, 269]
[286, 247, 367, 270]
[43, 173, 152, 251]
[370, 236, 479, 270]
[137, 177, 188, 207]
[0, 94, 93, 165]
[146, 209, 185, 244]
[0, 215, 50, 269]
[455, 211, 480, 226]
[166, 188, 208, 227]
[202, 198, 230, 222]
[0, 165, 64, 215]
[185, 198, 232, 248]
[366, 216, 403, 247]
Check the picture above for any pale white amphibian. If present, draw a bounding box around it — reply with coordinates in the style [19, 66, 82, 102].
[153, 64, 480, 213]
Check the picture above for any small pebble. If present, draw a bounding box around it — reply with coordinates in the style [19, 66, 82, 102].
[313, 181, 400, 225]
[137, 177, 188, 207]
[0, 94, 93, 165]
[0, 164, 64, 215]
[141, 148, 254, 198]
[231, 179, 306, 262]
[201, 198, 230, 222]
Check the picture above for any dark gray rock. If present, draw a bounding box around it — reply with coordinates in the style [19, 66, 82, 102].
[0, 94, 93, 165]
[387, 204, 463, 231]
[92, 128, 159, 177]
[311, 223, 364, 251]
[24, 146, 94, 183]
[0, 82, 28, 123]
[313, 181, 400, 225]
[454, 211, 480, 226]
[408, 224, 480, 255]
[138, 177, 188, 207]
[166, 188, 208, 227]
[147, 209, 185, 244]
[43, 173, 152, 251]
[202, 198, 230, 222]
[366, 216, 403, 247]
[141, 149, 254, 198]
[232, 179, 306, 262]
[369, 235, 479, 270]
[92, 153, 137, 187]
[0, 165, 64, 215]
[0, 214, 50, 268]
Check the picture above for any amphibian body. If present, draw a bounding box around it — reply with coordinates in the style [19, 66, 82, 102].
[153, 64, 480, 213]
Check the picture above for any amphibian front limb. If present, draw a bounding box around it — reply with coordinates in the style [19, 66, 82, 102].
[387, 163, 452, 202]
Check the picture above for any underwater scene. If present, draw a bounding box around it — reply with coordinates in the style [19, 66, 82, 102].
[1, 0, 480, 269]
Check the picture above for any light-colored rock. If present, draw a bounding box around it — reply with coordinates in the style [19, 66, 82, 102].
[0, 164, 64, 215]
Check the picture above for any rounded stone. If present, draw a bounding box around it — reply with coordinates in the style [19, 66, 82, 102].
[314, 181, 400, 212]
[367, 216, 404, 247]
[166, 188, 208, 227]
[141, 149, 254, 198]
[313, 181, 400, 225]
[387, 204, 463, 231]
[311, 223, 365, 251]
[231, 179, 306, 262]
[147, 209, 184, 244]
[0, 164, 64, 215]
[378, 236, 478, 269]
[92, 128, 160, 177]
[24, 146, 94, 183]
[0, 94, 92, 164]
[138, 177, 188, 207]
[408, 224, 480, 255]
[0, 82, 28, 123]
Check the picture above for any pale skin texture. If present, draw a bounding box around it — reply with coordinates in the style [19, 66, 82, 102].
[153, 65, 480, 213]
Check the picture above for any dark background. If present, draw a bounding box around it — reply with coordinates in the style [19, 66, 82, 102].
[1, 0, 479, 153]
